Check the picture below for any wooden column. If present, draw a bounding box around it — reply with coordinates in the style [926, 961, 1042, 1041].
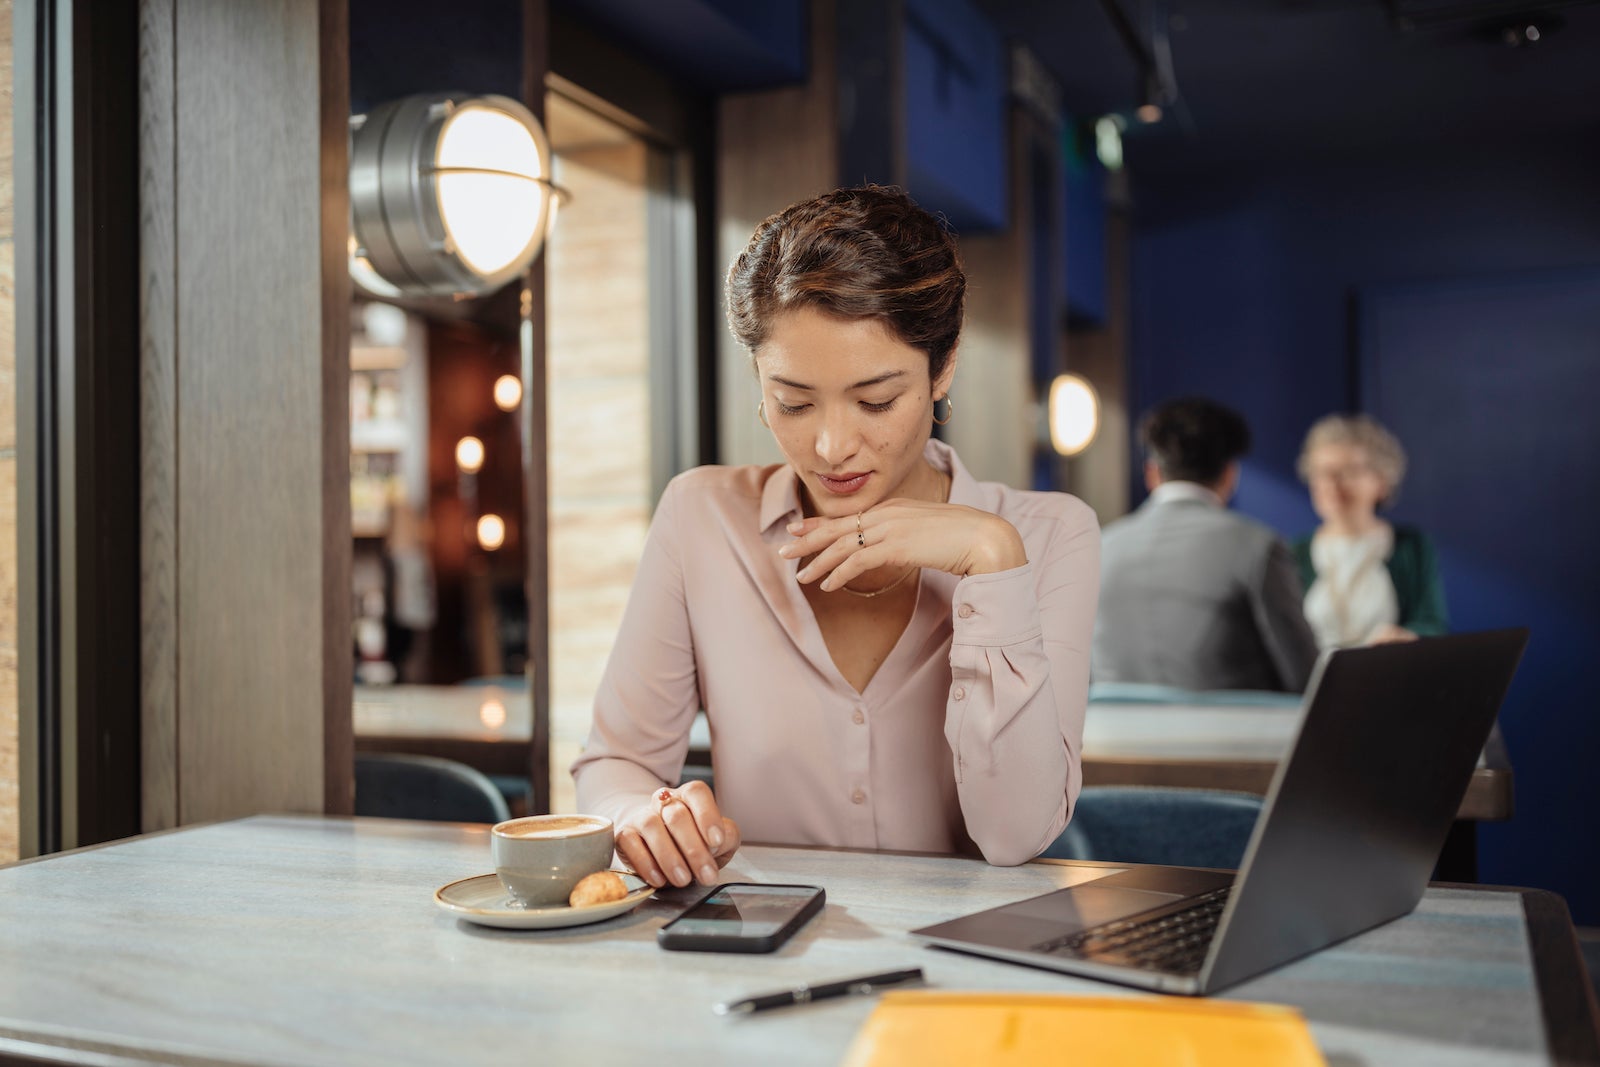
[952, 103, 1040, 489]
[320, 0, 354, 814]
[139, 0, 349, 828]
[1063, 178, 1131, 523]
[523, 0, 552, 814]
[714, 0, 839, 467]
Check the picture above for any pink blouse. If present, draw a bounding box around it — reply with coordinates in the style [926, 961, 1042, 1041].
[571, 440, 1100, 866]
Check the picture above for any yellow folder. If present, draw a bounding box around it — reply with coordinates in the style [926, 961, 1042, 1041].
[840, 991, 1326, 1067]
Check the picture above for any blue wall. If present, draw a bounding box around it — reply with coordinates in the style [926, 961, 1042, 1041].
[902, 0, 1008, 232]
[351, 0, 521, 113]
[1129, 138, 1600, 921]
[552, 0, 806, 91]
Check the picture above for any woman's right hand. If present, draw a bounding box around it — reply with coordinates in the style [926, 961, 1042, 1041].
[1367, 624, 1418, 645]
[614, 780, 741, 889]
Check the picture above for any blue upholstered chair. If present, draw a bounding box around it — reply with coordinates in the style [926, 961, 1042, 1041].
[354, 753, 512, 825]
[1042, 786, 1265, 870]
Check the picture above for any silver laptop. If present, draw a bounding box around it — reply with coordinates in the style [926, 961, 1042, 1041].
[912, 628, 1529, 995]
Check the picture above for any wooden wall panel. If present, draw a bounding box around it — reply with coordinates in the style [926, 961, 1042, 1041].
[0, 0, 17, 862]
[139, 0, 330, 826]
[714, 0, 838, 468]
[319, 0, 352, 817]
[1064, 200, 1130, 523]
[138, 0, 179, 833]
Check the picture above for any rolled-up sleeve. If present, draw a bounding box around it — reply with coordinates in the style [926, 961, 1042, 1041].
[943, 501, 1100, 865]
[571, 477, 700, 826]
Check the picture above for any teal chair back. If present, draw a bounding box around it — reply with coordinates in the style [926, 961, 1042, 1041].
[355, 753, 512, 824]
[1043, 786, 1264, 870]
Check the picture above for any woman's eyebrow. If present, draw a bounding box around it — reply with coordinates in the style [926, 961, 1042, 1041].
[766, 371, 908, 391]
[850, 371, 908, 389]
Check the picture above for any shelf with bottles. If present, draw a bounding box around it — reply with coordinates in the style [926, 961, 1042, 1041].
[350, 365, 409, 453]
[352, 451, 405, 538]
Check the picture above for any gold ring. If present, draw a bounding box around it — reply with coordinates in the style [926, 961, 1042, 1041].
[856, 512, 865, 547]
[655, 787, 682, 811]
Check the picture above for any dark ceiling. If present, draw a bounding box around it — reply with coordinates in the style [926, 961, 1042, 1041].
[975, 0, 1600, 175]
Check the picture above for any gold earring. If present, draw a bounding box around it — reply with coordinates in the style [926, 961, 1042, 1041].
[757, 401, 769, 428]
[932, 395, 954, 426]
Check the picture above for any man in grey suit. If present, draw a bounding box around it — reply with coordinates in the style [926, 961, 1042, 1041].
[1094, 398, 1319, 692]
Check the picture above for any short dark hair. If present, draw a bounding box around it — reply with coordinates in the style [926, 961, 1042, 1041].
[1139, 398, 1252, 485]
[724, 185, 966, 383]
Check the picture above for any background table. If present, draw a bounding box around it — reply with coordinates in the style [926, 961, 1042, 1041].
[686, 696, 1514, 822]
[366, 689, 1513, 822]
[0, 816, 1593, 1066]
[1078, 698, 1514, 822]
[354, 683, 533, 780]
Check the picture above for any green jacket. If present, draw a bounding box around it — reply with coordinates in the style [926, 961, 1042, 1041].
[1290, 524, 1450, 637]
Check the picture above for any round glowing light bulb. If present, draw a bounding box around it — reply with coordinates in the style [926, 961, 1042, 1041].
[477, 513, 506, 551]
[455, 436, 485, 474]
[435, 105, 546, 277]
[479, 699, 507, 729]
[493, 374, 523, 411]
[1048, 375, 1100, 457]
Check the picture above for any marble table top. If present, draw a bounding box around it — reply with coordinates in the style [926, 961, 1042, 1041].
[0, 815, 1569, 1066]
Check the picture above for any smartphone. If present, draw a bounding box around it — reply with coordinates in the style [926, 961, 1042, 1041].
[656, 882, 826, 954]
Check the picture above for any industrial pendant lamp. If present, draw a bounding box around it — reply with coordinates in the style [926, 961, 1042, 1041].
[349, 92, 565, 298]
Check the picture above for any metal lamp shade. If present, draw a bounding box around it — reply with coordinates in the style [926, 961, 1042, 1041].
[350, 92, 556, 298]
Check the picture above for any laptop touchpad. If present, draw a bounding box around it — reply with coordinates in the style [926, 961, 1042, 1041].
[1002, 886, 1187, 928]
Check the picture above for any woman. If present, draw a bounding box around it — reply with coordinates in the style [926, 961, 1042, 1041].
[1293, 414, 1448, 649]
[572, 186, 1099, 888]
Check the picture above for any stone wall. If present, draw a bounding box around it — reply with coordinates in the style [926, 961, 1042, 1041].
[545, 139, 652, 813]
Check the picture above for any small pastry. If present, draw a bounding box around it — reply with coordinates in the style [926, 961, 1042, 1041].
[568, 870, 628, 908]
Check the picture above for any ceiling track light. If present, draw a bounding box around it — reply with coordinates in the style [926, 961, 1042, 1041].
[1098, 0, 1188, 131]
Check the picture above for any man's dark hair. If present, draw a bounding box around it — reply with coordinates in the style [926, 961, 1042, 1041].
[1139, 397, 1252, 485]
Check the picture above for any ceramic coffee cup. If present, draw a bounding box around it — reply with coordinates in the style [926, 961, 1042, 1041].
[490, 814, 615, 908]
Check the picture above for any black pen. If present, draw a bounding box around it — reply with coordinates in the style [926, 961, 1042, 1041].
[713, 967, 925, 1015]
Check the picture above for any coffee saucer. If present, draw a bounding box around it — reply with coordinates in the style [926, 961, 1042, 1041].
[434, 872, 654, 930]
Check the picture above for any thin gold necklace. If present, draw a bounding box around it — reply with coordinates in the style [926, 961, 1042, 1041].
[840, 563, 918, 599]
[840, 469, 951, 599]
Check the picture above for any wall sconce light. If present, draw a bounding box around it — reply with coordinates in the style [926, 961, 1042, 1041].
[477, 514, 507, 551]
[350, 92, 567, 298]
[1046, 374, 1100, 456]
[493, 374, 523, 412]
[1094, 115, 1125, 172]
[455, 436, 486, 474]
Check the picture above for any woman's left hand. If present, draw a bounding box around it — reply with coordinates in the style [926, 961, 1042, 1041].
[779, 498, 1027, 591]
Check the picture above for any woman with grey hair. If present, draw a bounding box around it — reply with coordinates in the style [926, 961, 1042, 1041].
[1291, 414, 1449, 648]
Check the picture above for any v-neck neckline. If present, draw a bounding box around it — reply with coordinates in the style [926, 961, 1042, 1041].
[756, 442, 969, 697]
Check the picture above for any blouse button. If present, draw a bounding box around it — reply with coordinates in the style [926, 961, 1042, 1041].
[952, 686, 967, 701]
[851, 789, 867, 805]
[957, 604, 975, 619]
[852, 709, 865, 725]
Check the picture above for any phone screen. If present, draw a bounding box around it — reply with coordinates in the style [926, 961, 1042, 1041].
[669, 884, 820, 938]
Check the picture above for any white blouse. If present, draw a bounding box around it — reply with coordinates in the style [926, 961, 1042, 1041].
[1303, 525, 1399, 649]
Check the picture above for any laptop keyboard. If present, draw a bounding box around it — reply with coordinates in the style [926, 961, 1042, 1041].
[1031, 885, 1233, 975]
